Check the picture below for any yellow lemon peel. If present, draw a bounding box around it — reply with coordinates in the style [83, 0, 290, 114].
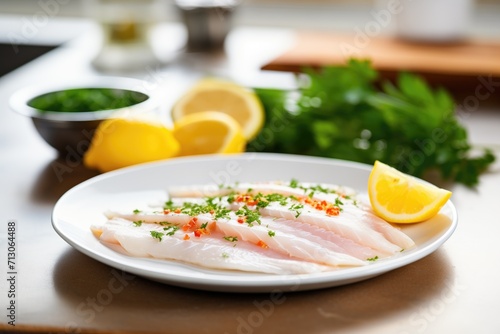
[172, 78, 264, 140]
[368, 161, 452, 223]
[84, 117, 179, 173]
[172, 111, 246, 156]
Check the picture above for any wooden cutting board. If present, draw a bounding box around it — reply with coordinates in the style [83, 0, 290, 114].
[262, 31, 500, 88]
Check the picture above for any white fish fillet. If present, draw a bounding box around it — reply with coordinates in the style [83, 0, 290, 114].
[262, 217, 383, 260]
[213, 217, 366, 267]
[93, 219, 331, 274]
[168, 181, 414, 251]
[255, 204, 403, 254]
[168, 182, 356, 201]
[105, 211, 365, 267]
[94, 180, 417, 274]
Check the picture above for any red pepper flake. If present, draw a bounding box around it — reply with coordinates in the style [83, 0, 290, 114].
[256, 240, 268, 249]
[183, 234, 190, 240]
[182, 218, 198, 232]
[303, 197, 313, 205]
[209, 209, 215, 215]
[163, 209, 171, 215]
[236, 194, 258, 206]
[326, 207, 340, 216]
[299, 196, 340, 216]
[174, 208, 182, 214]
[208, 221, 217, 232]
[194, 230, 202, 237]
[237, 217, 246, 224]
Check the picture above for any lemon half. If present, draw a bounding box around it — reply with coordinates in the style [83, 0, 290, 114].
[84, 117, 180, 173]
[172, 79, 264, 140]
[172, 111, 246, 156]
[368, 161, 452, 223]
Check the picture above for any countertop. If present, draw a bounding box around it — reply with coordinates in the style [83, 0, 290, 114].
[1, 15, 500, 334]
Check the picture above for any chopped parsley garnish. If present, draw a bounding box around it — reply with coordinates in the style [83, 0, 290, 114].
[222, 252, 230, 258]
[256, 200, 270, 209]
[268, 230, 276, 237]
[200, 222, 208, 229]
[150, 231, 164, 241]
[223, 236, 238, 242]
[235, 206, 261, 226]
[367, 256, 379, 262]
[133, 220, 143, 227]
[289, 179, 299, 188]
[165, 197, 232, 220]
[262, 193, 288, 206]
[164, 200, 175, 210]
[303, 184, 332, 198]
[132, 209, 141, 214]
[163, 226, 179, 236]
[180, 202, 207, 216]
[289, 203, 304, 218]
[214, 208, 232, 220]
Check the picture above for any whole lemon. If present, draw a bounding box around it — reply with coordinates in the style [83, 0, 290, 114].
[84, 117, 180, 173]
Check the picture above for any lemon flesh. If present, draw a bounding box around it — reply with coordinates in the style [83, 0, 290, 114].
[172, 79, 264, 140]
[368, 161, 452, 223]
[84, 118, 180, 173]
[172, 111, 246, 156]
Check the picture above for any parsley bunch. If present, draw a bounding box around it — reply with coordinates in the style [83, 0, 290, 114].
[248, 59, 495, 187]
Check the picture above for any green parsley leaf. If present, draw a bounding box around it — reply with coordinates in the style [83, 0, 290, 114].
[164, 200, 175, 210]
[288, 203, 304, 218]
[150, 231, 164, 241]
[248, 59, 495, 187]
[163, 226, 179, 236]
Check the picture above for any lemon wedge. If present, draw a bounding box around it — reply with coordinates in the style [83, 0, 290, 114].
[172, 111, 246, 156]
[172, 78, 264, 140]
[84, 117, 180, 173]
[368, 161, 452, 223]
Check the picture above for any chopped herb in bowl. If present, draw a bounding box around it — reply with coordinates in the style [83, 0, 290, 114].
[9, 77, 156, 154]
[27, 88, 149, 113]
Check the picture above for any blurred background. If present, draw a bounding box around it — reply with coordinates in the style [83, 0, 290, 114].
[1, 0, 499, 32]
[1, 0, 499, 77]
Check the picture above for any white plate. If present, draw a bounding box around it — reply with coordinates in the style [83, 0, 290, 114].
[52, 153, 457, 293]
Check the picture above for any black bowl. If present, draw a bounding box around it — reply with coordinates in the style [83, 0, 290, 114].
[10, 77, 158, 156]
